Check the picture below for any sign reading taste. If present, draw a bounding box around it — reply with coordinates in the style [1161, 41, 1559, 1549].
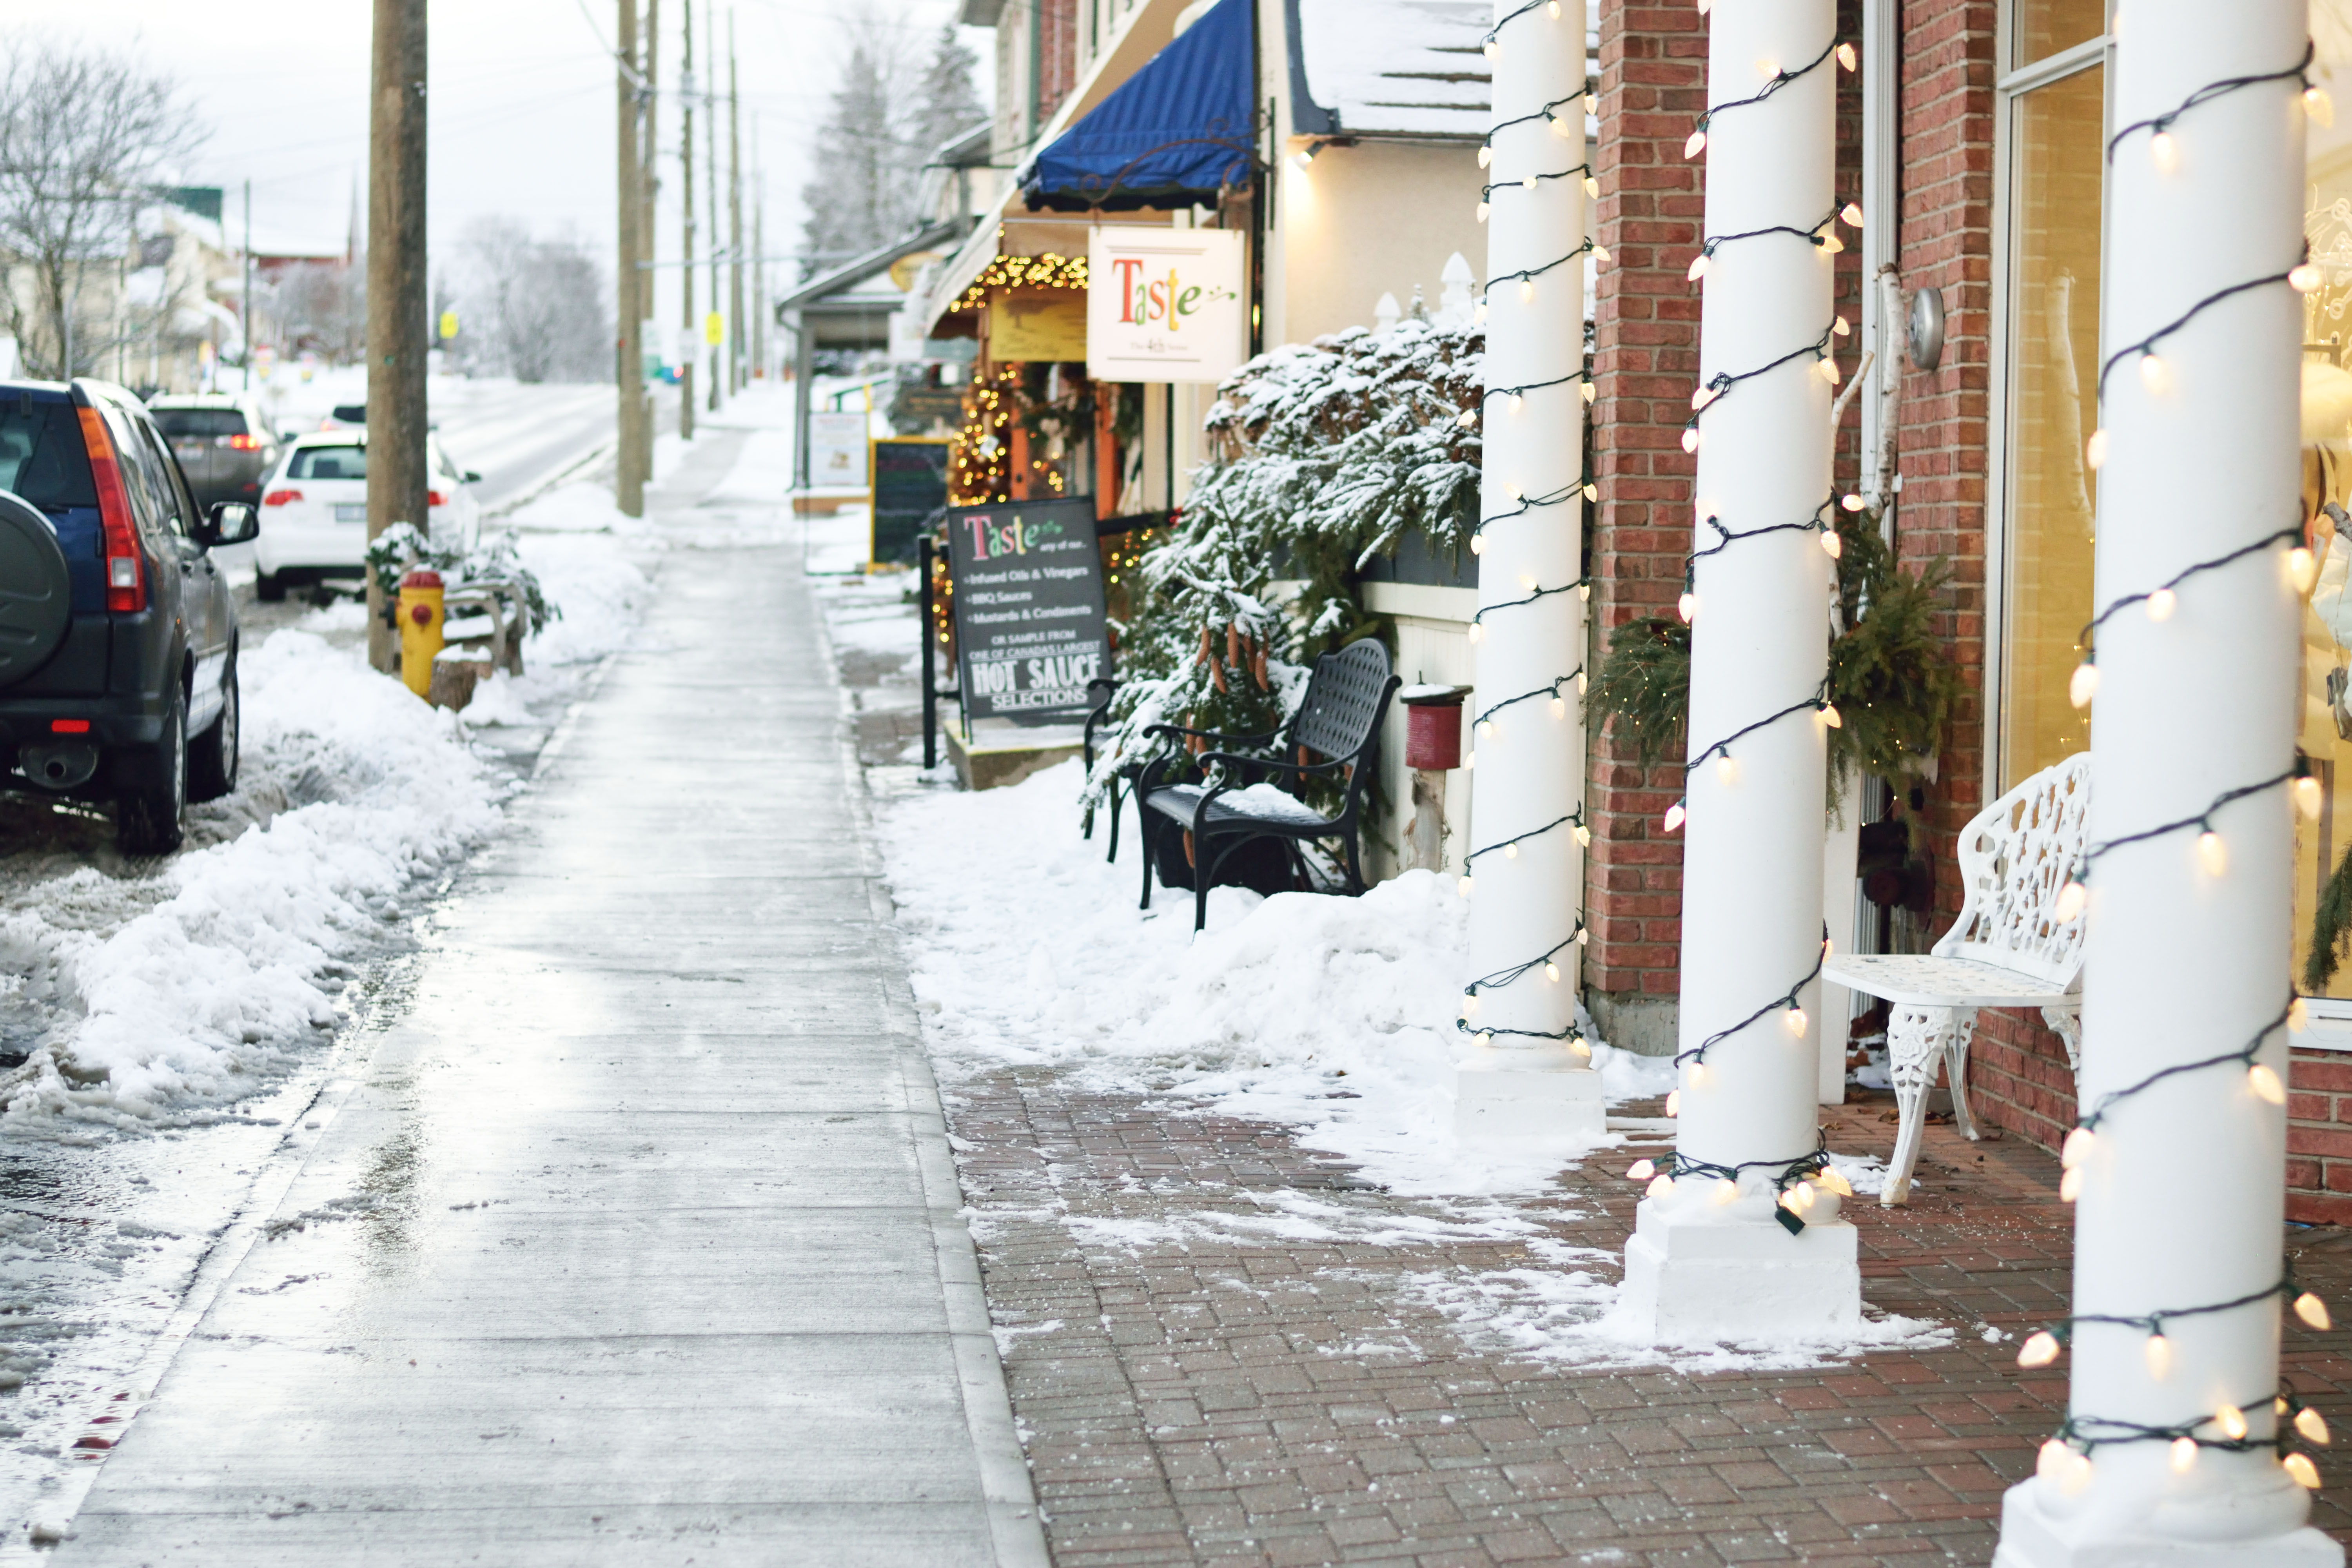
[1086, 226, 1246, 383]
[945, 497, 1111, 724]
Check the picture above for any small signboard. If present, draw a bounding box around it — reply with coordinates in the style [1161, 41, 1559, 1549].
[808, 410, 867, 490]
[987, 289, 1089, 363]
[1087, 226, 1247, 383]
[945, 496, 1110, 725]
[870, 437, 950, 567]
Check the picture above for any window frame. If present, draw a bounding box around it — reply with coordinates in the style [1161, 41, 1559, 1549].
[1986, 10, 2112, 800]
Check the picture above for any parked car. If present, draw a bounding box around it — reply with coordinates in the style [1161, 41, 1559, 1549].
[0, 378, 258, 854]
[250, 432, 482, 601]
[146, 393, 282, 510]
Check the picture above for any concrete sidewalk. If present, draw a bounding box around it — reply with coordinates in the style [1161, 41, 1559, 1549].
[59, 544, 1044, 1564]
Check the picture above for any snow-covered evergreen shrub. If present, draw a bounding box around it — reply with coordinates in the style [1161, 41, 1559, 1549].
[1086, 321, 1481, 808]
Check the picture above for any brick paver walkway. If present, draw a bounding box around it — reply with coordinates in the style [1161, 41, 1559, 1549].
[947, 1078, 2352, 1566]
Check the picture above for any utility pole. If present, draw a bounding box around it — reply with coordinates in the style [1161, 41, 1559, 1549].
[727, 12, 744, 395]
[241, 179, 252, 392]
[751, 115, 766, 383]
[677, 0, 695, 439]
[706, 3, 722, 414]
[615, 0, 645, 517]
[366, 0, 428, 675]
[642, 0, 660, 479]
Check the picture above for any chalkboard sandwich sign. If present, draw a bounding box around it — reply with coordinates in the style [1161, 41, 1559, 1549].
[944, 496, 1111, 727]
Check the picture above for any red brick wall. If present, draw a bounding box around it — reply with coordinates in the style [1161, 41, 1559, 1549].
[2288, 1049, 2352, 1225]
[1584, 2, 1707, 1034]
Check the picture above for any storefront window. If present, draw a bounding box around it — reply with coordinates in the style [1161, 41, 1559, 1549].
[2294, 57, 2352, 1003]
[2013, 0, 2105, 70]
[2000, 60, 2105, 788]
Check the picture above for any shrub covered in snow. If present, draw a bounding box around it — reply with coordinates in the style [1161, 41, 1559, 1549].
[1087, 321, 1481, 803]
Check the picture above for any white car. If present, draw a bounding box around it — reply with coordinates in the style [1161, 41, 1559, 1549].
[251, 432, 482, 601]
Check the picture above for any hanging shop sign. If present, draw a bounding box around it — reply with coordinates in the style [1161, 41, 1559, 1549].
[1086, 226, 1247, 384]
[987, 289, 1090, 363]
[808, 410, 868, 490]
[945, 495, 1111, 724]
[870, 437, 951, 568]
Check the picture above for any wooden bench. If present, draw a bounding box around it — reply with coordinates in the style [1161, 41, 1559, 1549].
[1133, 640, 1400, 933]
[1822, 751, 2090, 1206]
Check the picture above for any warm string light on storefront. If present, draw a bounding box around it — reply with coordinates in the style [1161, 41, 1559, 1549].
[1684, 209, 1853, 282]
[1477, 78, 1599, 165]
[947, 251, 1089, 317]
[1622, 1136, 1851, 1231]
[1681, 316, 1851, 452]
[1678, 34, 1854, 161]
[1458, 369, 1598, 430]
[2018, 36, 2337, 1505]
[1476, 167, 1596, 227]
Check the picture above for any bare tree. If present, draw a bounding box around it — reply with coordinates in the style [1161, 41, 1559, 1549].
[276, 258, 366, 363]
[450, 216, 610, 384]
[0, 38, 204, 378]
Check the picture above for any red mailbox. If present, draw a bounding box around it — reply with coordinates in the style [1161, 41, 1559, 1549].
[1400, 684, 1471, 770]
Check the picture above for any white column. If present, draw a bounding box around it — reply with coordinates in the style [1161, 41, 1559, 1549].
[1994, 4, 2338, 1563]
[1454, 0, 1604, 1145]
[1615, 0, 1860, 1340]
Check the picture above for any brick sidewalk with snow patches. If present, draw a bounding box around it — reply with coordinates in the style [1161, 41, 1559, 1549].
[947, 1082, 2352, 1567]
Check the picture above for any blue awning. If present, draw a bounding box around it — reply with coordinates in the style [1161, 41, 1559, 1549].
[1020, 0, 1255, 213]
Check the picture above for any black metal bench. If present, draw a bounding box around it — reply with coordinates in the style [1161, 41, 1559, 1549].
[1133, 640, 1400, 932]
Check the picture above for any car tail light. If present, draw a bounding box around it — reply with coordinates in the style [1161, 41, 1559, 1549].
[428, 490, 446, 508]
[264, 488, 302, 506]
[226, 434, 261, 450]
[76, 407, 144, 614]
[50, 719, 91, 734]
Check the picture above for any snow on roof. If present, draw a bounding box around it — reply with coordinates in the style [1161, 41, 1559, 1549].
[1294, 0, 1489, 140]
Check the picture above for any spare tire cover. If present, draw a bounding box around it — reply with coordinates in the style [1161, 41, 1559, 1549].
[0, 489, 71, 689]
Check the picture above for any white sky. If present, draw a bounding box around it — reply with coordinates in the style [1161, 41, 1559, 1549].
[24, 0, 982, 327]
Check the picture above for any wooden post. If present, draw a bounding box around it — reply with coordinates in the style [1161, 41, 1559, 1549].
[1008, 420, 1031, 501]
[642, 0, 660, 478]
[727, 12, 744, 395]
[677, 0, 695, 440]
[752, 115, 766, 382]
[615, 0, 645, 518]
[706, 2, 722, 414]
[365, 0, 428, 675]
[1094, 382, 1118, 519]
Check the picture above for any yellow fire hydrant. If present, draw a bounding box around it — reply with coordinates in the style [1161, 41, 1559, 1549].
[397, 568, 445, 697]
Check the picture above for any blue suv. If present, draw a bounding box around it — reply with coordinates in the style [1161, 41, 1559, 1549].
[0, 379, 257, 854]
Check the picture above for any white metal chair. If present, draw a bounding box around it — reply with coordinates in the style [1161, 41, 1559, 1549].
[1823, 752, 2091, 1205]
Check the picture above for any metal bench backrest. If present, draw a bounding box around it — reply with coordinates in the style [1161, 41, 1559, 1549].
[1932, 750, 2092, 989]
[1291, 640, 1393, 763]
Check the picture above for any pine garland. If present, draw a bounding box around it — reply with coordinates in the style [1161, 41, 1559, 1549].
[1589, 506, 1964, 803]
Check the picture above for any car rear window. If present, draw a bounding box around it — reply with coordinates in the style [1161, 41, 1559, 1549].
[0, 397, 98, 510]
[287, 445, 367, 480]
[151, 408, 249, 439]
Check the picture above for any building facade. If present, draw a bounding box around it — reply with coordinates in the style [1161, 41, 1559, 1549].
[1583, 0, 2352, 1219]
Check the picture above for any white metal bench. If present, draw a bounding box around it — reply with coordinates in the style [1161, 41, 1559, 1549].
[1822, 752, 2090, 1206]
